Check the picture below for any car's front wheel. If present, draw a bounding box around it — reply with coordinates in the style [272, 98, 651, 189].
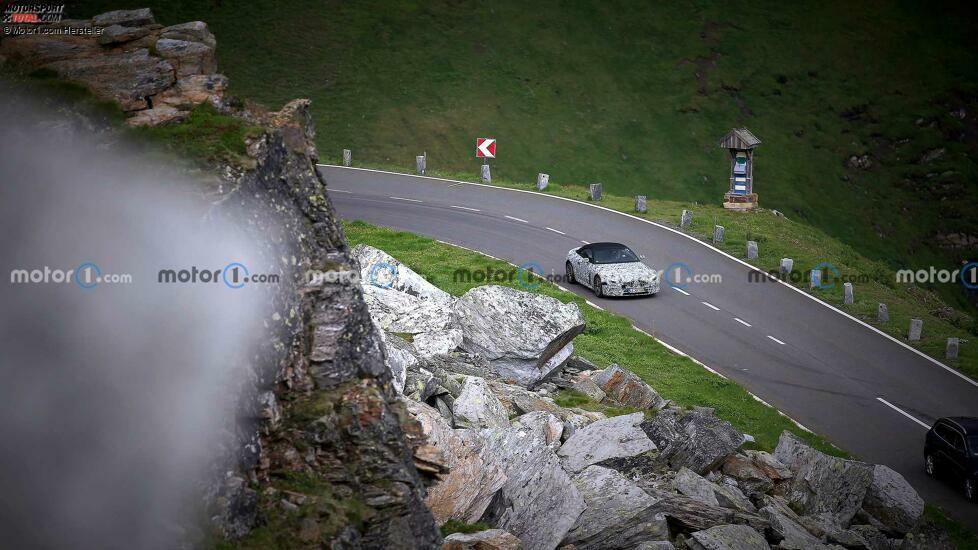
[593, 276, 603, 297]
[925, 454, 936, 477]
[565, 261, 576, 284]
[966, 477, 976, 502]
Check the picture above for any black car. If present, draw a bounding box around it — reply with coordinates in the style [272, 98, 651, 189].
[924, 417, 978, 501]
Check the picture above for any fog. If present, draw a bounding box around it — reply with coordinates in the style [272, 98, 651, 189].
[0, 91, 275, 548]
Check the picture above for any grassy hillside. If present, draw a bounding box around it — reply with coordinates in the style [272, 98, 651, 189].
[74, 0, 978, 310]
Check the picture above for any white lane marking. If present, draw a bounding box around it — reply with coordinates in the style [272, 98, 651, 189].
[585, 299, 604, 311]
[447, 182, 464, 188]
[734, 318, 752, 327]
[632, 325, 652, 338]
[318, 165, 978, 388]
[505, 215, 528, 223]
[701, 301, 720, 311]
[546, 227, 566, 235]
[450, 205, 481, 212]
[554, 284, 570, 292]
[329, 188, 352, 193]
[580, 240, 591, 244]
[656, 339, 729, 380]
[671, 286, 691, 296]
[767, 335, 786, 345]
[389, 196, 423, 203]
[877, 397, 930, 429]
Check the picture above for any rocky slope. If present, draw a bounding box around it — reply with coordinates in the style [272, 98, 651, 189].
[350, 243, 953, 550]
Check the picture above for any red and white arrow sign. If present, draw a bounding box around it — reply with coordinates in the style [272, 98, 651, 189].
[476, 137, 496, 158]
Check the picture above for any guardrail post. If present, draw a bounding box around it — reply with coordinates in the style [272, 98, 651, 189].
[908, 318, 923, 341]
[342, 149, 352, 167]
[843, 282, 854, 305]
[780, 258, 793, 275]
[536, 173, 549, 190]
[680, 209, 692, 228]
[589, 183, 602, 201]
[946, 337, 959, 359]
[746, 241, 758, 260]
[416, 155, 426, 175]
[480, 164, 491, 184]
[712, 225, 724, 243]
[809, 269, 822, 289]
[635, 195, 647, 213]
[877, 303, 888, 322]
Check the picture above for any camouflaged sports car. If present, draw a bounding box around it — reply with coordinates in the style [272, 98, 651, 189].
[565, 242, 659, 297]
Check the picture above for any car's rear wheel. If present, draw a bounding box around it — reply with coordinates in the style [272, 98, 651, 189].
[593, 276, 603, 297]
[966, 477, 976, 502]
[565, 261, 576, 284]
[925, 454, 936, 477]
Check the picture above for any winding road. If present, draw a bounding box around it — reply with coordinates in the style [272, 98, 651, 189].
[319, 164, 978, 529]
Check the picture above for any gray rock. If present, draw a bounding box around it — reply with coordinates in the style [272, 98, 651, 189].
[687, 524, 769, 550]
[862, 464, 923, 535]
[352, 244, 454, 304]
[837, 524, 899, 550]
[454, 285, 585, 387]
[453, 376, 509, 430]
[712, 482, 756, 513]
[378, 331, 417, 393]
[774, 431, 873, 525]
[160, 21, 217, 48]
[404, 400, 506, 524]
[591, 364, 666, 410]
[558, 412, 657, 473]
[641, 408, 745, 474]
[573, 376, 607, 402]
[92, 8, 155, 27]
[512, 411, 563, 449]
[722, 454, 774, 496]
[760, 503, 826, 550]
[155, 38, 217, 78]
[97, 24, 151, 46]
[362, 284, 455, 333]
[443, 529, 521, 550]
[413, 328, 463, 357]
[743, 450, 793, 482]
[637, 543, 675, 550]
[480, 426, 586, 550]
[563, 466, 670, 550]
[674, 467, 720, 506]
[43, 49, 175, 111]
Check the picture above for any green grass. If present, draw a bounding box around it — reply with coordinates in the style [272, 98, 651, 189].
[131, 103, 261, 167]
[343, 219, 842, 456]
[70, 0, 978, 316]
[439, 519, 491, 537]
[553, 389, 643, 419]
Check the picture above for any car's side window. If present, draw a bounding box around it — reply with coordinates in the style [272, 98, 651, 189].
[935, 424, 953, 443]
[952, 433, 966, 452]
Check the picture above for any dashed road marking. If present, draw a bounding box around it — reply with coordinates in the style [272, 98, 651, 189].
[877, 397, 930, 429]
[546, 227, 566, 235]
[329, 188, 352, 193]
[767, 335, 786, 345]
[450, 205, 481, 212]
[734, 318, 752, 327]
[580, 240, 591, 244]
[504, 215, 528, 223]
[389, 196, 423, 203]
[671, 286, 690, 296]
[585, 299, 604, 311]
[701, 301, 720, 311]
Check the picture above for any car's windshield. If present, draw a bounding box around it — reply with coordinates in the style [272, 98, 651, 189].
[736, 157, 747, 164]
[969, 435, 978, 456]
[592, 246, 640, 264]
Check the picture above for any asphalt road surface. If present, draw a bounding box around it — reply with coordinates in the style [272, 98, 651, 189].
[320, 164, 978, 529]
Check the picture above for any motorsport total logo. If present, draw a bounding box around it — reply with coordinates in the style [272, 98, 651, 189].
[9, 262, 131, 289]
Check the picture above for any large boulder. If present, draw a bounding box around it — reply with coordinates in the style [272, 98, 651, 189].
[479, 426, 586, 550]
[91, 8, 155, 27]
[404, 400, 507, 524]
[453, 285, 585, 387]
[378, 331, 417, 394]
[722, 454, 775, 496]
[562, 466, 671, 550]
[453, 376, 509, 430]
[773, 431, 873, 526]
[155, 74, 229, 110]
[413, 328, 463, 357]
[591, 364, 667, 410]
[160, 21, 217, 48]
[643, 490, 769, 533]
[687, 524, 769, 550]
[442, 529, 521, 550]
[673, 467, 719, 506]
[351, 244, 454, 304]
[43, 49, 175, 111]
[361, 284, 455, 333]
[758, 496, 828, 550]
[512, 411, 563, 449]
[862, 464, 924, 536]
[97, 24, 152, 46]
[641, 408, 745, 474]
[558, 412, 657, 473]
[155, 38, 217, 78]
